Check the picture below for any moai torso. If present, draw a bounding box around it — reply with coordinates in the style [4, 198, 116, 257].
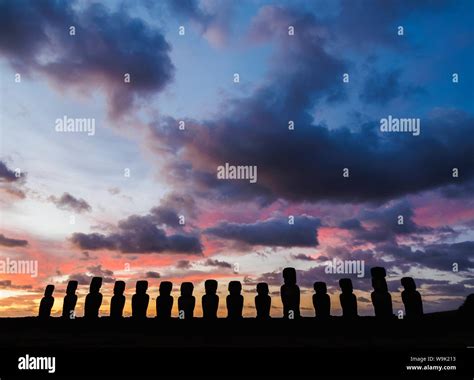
[178, 282, 195, 319]
[202, 279, 219, 319]
[62, 281, 78, 319]
[84, 277, 103, 318]
[156, 281, 174, 318]
[226, 281, 243, 319]
[401, 277, 423, 319]
[110, 281, 126, 318]
[281, 268, 300, 318]
[313, 282, 330, 318]
[132, 280, 149, 319]
[39, 285, 55, 318]
[255, 282, 271, 319]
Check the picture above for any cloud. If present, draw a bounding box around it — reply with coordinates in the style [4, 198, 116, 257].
[204, 258, 232, 268]
[71, 206, 203, 254]
[338, 200, 457, 244]
[149, 6, 474, 205]
[380, 240, 474, 272]
[0, 161, 20, 183]
[206, 216, 320, 247]
[68, 264, 115, 285]
[164, 0, 234, 47]
[146, 271, 161, 278]
[331, 0, 455, 50]
[359, 69, 422, 105]
[0, 1, 174, 119]
[0, 234, 28, 247]
[291, 253, 317, 261]
[176, 260, 192, 269]
[49, 192, 91, 213]
[79, 251, 97, 261]
[0, 160, 27, 201]
[0, 280, 32, 290]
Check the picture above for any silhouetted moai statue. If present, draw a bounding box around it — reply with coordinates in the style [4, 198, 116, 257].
[401, 277, 423, 319]
[339, 278, 358, 318]
[156, 281, 174, 319]
[202, 279, 219, 319]
[84, 277, 103, 319]
[178, 282, 195, 319]
[226, 281, 243, 319]
[39, 284, 55, 318]
[458, 293, 474, 320]
[255, 282, 271, 319]
[132, 280, 149, 319]
[370, 267, 393, 318]
[110, 280, 126, 319]
[280, 267, 300, 319]
[313, 281, 330, 318]
[62, 280, 78, 319]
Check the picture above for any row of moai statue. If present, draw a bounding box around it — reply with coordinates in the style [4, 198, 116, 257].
[39, 267, 423, 319]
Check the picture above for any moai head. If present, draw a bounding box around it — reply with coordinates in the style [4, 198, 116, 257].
[282, 267, 297, 285]
[339, 278, 353, 293]
[180, 282, 194, 297]
[89, 277, 102, 293]
[44, 284, 55, 297]
[256, 282, 269, 296]
[159, 281, 173, 296]
[371, 276, 388, 292]
[314, 282, 327, 294]
[113, 281, 125, 295]
[205, 279, 218, 295]
[66, 280, 78, 295]
[370, 267, 386, 278]
[401, 277, 416, 291]
[136, 280, 148, 294]
[228, 281, 242, 295]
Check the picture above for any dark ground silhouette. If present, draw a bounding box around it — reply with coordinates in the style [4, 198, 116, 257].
[1, 267, 473, 377]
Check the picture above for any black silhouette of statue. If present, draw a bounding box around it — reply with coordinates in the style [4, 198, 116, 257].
[84, 277, 103, 319]
[313, 281, 330, 318]
[132, 280, 149, 319]
[156, 281, 174, 319]
[255, 282, 271, 319]
[226, 281, 243, 319]
[401, 277, 423, 319]
[110, 280, 126, 318]
[458, 293, 474, 320]
[339, 278, 357, 318]
[202, 279, 219, 319]
[62, 280, 78, 319]
[178, 282, 195, 319]
[38, 284, 55, 318]
[281, 267, 300, 319]
[370, 267, 393, 318]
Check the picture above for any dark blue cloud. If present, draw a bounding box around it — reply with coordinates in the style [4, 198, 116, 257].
[0, 161, 20, 182]
[151, 5, 474, 204]
[71, 206, 203, 254]
[0, 234, 28, 247]
[359, 69, 423, 105]
[0, 0, 174, 118]
[49, 192, 91, 213]
[206, 216, 320, 247]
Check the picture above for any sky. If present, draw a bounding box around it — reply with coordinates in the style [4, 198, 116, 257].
[0, 0, 473, 318]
